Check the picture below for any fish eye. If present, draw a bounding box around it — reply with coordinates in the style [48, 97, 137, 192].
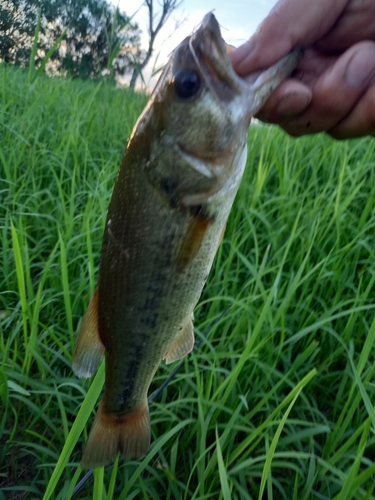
[174, 69, 202, 99]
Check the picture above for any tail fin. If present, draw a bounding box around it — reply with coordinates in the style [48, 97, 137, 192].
[80, 400, 151, 469]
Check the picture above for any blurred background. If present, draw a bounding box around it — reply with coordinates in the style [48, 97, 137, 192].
[1, 0, 278, 89]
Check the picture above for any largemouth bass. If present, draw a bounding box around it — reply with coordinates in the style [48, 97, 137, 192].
[73, 12, 300, 469]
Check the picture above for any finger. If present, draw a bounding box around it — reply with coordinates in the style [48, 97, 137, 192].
[279, 42, 375, 136]
[316, 0, 375, 51]
[327, 86, 375, 138]
[229, 0, 350, 76]
[255, 80, 312, 122]
[292, 49, 340, 87]
[256, 50, 336, 123]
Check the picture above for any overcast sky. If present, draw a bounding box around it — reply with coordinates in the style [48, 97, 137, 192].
[116, 0, 278, 86]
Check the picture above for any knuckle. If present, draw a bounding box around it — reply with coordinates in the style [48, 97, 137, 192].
[317, 93, 342, 116]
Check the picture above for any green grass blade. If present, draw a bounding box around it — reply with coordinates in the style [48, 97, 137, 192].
[119, 419, 195, 499]
[59, 231, 74, 345]
[216, 427, 231, 500]
[43, 363, 105, 500]
[107, 455, 120, 500]
[93, 466, 105, 500]
[10, 220, 28, 350]
[258, 390, 303, 500]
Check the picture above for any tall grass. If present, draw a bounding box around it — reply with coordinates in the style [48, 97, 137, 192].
[1, 63, 375, 499]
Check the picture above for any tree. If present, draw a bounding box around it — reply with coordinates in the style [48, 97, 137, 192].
[129, 0, 180, 88]
[43, 0, 143, 79]
[0, 0, 143, 80]
[0, 1, 38, 64]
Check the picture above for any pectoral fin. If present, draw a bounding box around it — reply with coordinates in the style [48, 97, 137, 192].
[175, 206, 215, 272]
[73, 288, 105, 378]
[164, 315, 195, 364]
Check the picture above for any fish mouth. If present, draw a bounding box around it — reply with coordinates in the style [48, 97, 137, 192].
[197, 13, 231, 69]
[189, 13, 243, 98]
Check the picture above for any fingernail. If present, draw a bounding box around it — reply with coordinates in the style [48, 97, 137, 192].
[345, 46, 375, 88]
[229, 40, 255, 66]
[276, 91, 311, 116]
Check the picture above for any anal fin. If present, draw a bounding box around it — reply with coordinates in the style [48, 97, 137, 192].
[73, 288, 105, 379]
[164, 314, 195, 364]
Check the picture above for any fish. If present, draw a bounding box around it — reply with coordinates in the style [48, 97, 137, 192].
[72, 12, 301, 469]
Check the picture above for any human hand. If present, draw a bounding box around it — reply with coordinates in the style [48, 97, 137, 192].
[230, 0, 375, 138]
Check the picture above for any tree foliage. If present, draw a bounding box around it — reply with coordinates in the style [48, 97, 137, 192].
[0, 0, 143, 79]
[0, 0, 39, 64]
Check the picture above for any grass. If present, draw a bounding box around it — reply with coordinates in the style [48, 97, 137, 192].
[1, 62, 375, 499]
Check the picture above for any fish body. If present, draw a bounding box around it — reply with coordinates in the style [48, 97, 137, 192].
[73, 13, 301, 468]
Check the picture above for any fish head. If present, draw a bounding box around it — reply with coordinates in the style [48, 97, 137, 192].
[147, 13, 301, 165]
[150, 13, 249, 164]
[132, 13, 301, 207]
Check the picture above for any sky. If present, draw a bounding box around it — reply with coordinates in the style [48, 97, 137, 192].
[116, 0, 279, 86]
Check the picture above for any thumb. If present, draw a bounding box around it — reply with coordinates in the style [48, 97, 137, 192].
[230, 0, 350, 77]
